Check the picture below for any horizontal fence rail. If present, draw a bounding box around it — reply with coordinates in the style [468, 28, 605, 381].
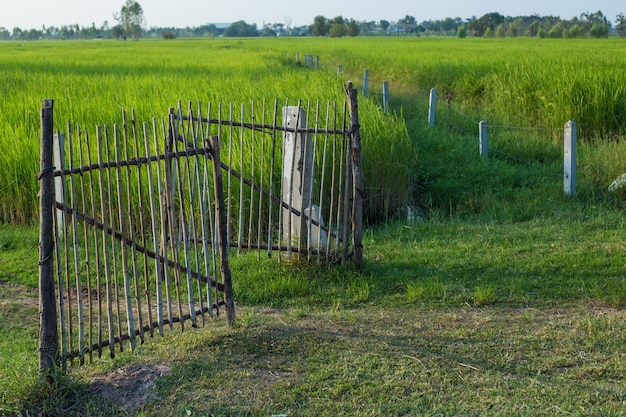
[38, 86, 363, 375]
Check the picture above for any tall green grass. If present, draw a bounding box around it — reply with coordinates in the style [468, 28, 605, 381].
[2, 37, 626, 225]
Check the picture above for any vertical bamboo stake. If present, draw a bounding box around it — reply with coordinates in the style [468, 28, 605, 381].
[173, 109, 197, 328]
[347, 82, 364, 267]
[77, 126, 94, 363]
[326, 102, 338, 257]
[210, 136, 236, 327]
[145, 119, 165, 335]
[104, 127, 124, 352]
[191, 103, 211, 321]
[67, 123, 86, 364]
[97, 126, 116, 359]
[39, 99, 58, 382]
[248, 100, 256, 251]
[268, 99, 279, 259]
[156, 117, 174, 331]
[238, 104, 245, 255]
[133, 112, 153, 338]
[125, 110, 146, 342]
[317, 101, 331, 262]
[114, 123, 137, 350]
[256, 99, 266, 260]
[186, 103, 205, 325]
[57, 130, 73, 364]
[84, 129, 103, 357]
[165, 109, 186, 331]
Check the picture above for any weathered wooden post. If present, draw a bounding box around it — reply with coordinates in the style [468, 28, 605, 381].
[564, 120, 577, 197]
[363, 69, 369, 97]
[346, 82, 364, 267]
[428, 88, 437, 126]
[479, 121, 488, 158]
[382, 81, 389, 113]
[38, 99, 58, 382]
[210, 136, 235, 327]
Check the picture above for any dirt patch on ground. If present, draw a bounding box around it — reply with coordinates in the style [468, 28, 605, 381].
[89, 363, 171, 411]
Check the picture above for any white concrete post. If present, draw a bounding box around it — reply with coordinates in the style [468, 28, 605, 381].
[428, 88, 437, 126]
[564, 120, 576, 197]
[479, 121, 488, 158]
[363, 69, 369, 97]
[53, 132, 65, 227]
[282, 107, 312, 246]
[382, 81, 389, 113]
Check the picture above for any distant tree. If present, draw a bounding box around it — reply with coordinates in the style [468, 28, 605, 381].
[112, 25, 125, 40]
[471, 12, 504, 37]
[312, 15, 328, 36]
[379, 20, 391, 32]
[456, 26, 467, 38]
[346, 19, 359, 36]
[114, 0, 144, 40]
[495, 24, 506, 37]
[398, 15, 417, 34]
[223, 20, 258, 37]
[616, 13, 626, 37]
[329, 16, 346, 37]
[162, 31, 176, 39]
[0, 27, 10, 40]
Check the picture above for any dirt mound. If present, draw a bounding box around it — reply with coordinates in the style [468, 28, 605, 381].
[89, 363, 171, 410]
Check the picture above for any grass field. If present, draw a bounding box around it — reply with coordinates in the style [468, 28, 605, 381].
[2, 37, 626, 416]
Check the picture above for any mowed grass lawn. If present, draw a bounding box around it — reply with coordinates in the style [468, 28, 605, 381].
[3, 206, 626, 415]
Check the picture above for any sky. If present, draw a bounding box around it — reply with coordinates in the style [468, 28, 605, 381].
[0, 0, 623, 30]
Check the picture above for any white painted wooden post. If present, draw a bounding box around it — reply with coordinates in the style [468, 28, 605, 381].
[564, 120, 577, 197]
[428, 88, 437, 126]
[282, 106, 312, 247]
[382, 81, 389, 113]
[363, 69, 369, 97]
[479, 121, 488, 158]
[53, 133, 65, 227]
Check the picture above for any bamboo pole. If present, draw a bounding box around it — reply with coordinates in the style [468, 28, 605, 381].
[67, 123, 86, 365]
[83, 129, 103, 358]
[347, 82, 364, 267]
[76, 126, 94, 363]
[97, 126, 116, 359]
[124, 110, 146, 343]
[114, 123, 137, 351]
[38, 99, 58, 382]
[210, 136, 236, 327]
[145, 119, 165, 335]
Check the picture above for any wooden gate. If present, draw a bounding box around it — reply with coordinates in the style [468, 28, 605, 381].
[37, 84, 363, 377]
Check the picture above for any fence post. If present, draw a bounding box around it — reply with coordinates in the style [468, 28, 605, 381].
[281, 106, 313, 250]
[316, 55, 319, 69]
[564, 120, 577, 197]
[210, 136, 235, 327]
[346, 82, 364, 267]
[382, 81, 389, 113]
[38, 98, 58, 383]
[337, 64, 342, 75]
[428, 88, 437, 126]
[479, 121, 488, 158]
[363, 69, 369, 97]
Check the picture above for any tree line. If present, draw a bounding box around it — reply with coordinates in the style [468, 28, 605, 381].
[1, 6, 624, 40]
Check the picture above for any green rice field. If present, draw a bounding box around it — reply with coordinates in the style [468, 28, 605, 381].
[1, 37, 626, 225]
